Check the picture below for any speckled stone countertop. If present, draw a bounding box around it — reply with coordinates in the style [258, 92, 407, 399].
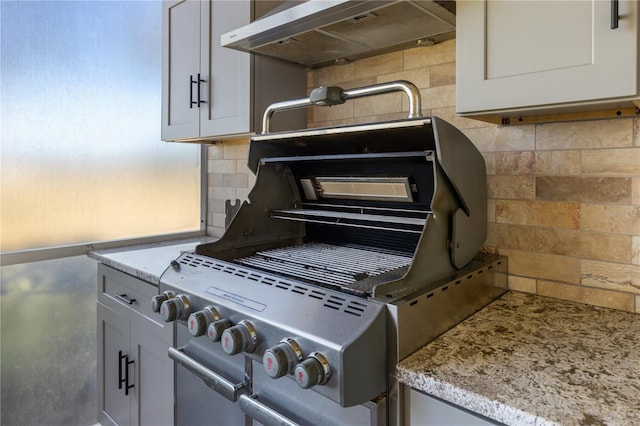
[88, 236, 217, 284]
[396, 292, 640, 425]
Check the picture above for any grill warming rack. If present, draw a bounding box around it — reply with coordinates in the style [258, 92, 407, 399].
[270, 202, 430, 234]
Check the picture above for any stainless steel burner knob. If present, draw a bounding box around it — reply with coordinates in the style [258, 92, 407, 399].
[151, 291, 174, 313]
[221, 320, 257, 355]
[263, 338, 303, 379]
[160, 294, 191, 322]
[187, 306, 220, 337]
[294, 352, 330, 389]
[207, 319, 230, 342]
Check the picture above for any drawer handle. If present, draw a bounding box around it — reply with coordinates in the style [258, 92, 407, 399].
[114, 293, 136, 305]
[611, 0, 619, 29]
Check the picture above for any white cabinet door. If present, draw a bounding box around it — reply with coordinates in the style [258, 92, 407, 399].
[131, 325, 174, 426]
[457, 0, 639, 114]
[161, 0, 202, 141]
[98, 302, 132, 426]
[199, 0, 251, 137]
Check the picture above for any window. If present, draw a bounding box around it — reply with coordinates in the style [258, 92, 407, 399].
[1, 0, 202, 256]
[0, 2, 201, 424]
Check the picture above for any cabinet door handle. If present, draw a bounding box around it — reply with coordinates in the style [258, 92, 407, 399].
[611, 0, 619, 29]
[114, 293, 136, 305]
[197, 73, 206, 106]
[190, 75, 198, 108]
[118, 350, 135, 395]
[118, 350, 126, 390]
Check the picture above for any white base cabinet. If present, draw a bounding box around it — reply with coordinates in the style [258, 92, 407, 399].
[456, 0, 639, 119]
[97, 264, 174, 426]
[161, 0, 306, 142]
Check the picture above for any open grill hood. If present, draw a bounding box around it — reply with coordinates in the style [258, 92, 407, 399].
[221, 0, 456, 69]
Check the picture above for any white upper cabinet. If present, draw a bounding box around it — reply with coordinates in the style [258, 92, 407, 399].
[162, 0, 305, 142]
[456, 0, 639, 118]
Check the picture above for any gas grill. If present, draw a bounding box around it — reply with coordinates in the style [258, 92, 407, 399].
[153, 81, 507, 426]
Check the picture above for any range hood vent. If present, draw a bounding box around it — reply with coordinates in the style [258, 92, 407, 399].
[221, 0, 456, 69]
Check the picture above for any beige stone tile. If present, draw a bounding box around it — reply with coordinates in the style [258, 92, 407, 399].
[212, 186, 237, 200]
[378, 68, 430, 90]
[209, 172, 223, 186]
[496, 200, 580, 229]
[431, 107, 489, 130]
[536, 118, 633, 150]
[487, 199, 496, 223]
[633, 178, 640, 205]
[487, 176, 535, 200]
[536, 176, 632, 204]
[533, 151, 581, 175]
[314, 63, 355, 86]
[507, 276, 537, 293]
[403, 39, 456, 69]
[354, 51, 403, 80]
[537, 280, 635, 312]
[306, 70, 315, 90]
[420, 85, 455, 110]
[483, 153, 495, 175]
[581, 259, 640, 295]
[581, 148, 640, 176]
[636, 295, 640, 314]
[486, 223, 535, 251]
[499, 249, 581, 284]
[223, 140, 249, 160]
[236, 188, 250, 201]
[210, 159, 236, 174]
[633, 236, 640, 266]
[207, 225, 224, 238]
[535, 228, 631, 263]
[580, 204, 640, 235]
[495, 125, 535, 151]
[462, 127, 498, 152]
[211, 212, 226, 228]
[634, 118, 639, 147]
[309, 102, 354, 123]
[208, 145, 224, 160]
[353, 92, 402, 117]
[210, 198, 226, 214]
[222, 173, 248, 188]
[430, 63, 456, 87]
[495, 152, 535, 175]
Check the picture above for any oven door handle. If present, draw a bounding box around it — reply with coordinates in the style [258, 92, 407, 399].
[168, 347, 245, 402]
[238, 394, 299, 426]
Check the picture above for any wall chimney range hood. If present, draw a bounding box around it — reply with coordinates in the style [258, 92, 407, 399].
[221, 0, 456, 69]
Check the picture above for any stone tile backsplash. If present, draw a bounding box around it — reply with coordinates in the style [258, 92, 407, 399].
[207, 39, 640, 313]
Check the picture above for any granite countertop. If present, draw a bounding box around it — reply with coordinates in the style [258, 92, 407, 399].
[397, 291, 640, 426]
[88, 236, 217, 284]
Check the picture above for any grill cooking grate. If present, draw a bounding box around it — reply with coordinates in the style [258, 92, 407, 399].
[235, 243, 412, 289]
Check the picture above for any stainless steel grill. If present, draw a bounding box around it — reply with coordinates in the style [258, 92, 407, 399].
[154, 81, 507, 426]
